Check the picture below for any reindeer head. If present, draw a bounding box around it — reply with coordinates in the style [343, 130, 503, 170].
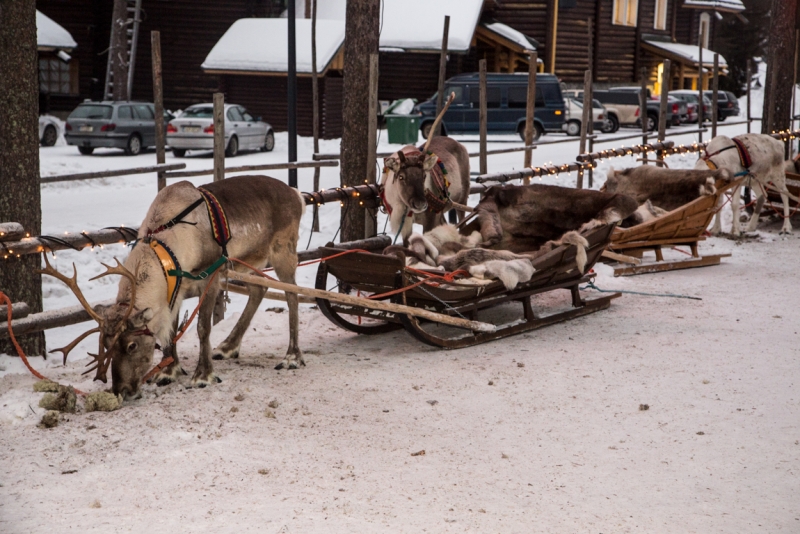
[40, 255, 157, 400]
[384, 150, 439, 213]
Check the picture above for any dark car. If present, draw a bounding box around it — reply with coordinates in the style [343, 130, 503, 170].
[414, 73, 566, 140]
[669, 91, 713, 123]
[65, 101, 173, 156]
[703, 90, 740, 121]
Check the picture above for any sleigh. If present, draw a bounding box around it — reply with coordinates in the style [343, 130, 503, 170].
[765, 172, 800, 209]
[312, 224, 620, 348]
[604, 179, 743, 276]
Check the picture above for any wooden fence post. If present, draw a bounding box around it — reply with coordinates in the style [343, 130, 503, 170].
[577, 69, 592, 189]
[711, 53, 719, 139]
[311, 0, 320, 231]
[523, 51, 537, 183]
[213, 92, 225, 183]
[365, 53, 379, 237]
[151, 31, 166, 191]
[640, 67, 648, 155]
[746, 59, 751, 134]
[698, 27, 704, 143]
[434, 15, 450, 138]
[479, 59, 487, 175]
[658, 59, 670, 163]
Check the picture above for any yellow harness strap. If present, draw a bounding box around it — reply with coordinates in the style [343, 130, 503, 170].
[149, 240, 179, 307]
[704, 159, 718, 170]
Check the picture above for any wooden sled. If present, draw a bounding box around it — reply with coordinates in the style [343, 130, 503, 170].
[764, 172, 800, 210]
[605, 179, 742, 277]
[314, 225, 620, 349]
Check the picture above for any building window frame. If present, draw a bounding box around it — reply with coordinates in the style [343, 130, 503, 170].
[612, 0, 639, 27]
[654, 0, 668, 30]
[38, 55, 78, 96]
[699, 12, 710, 48]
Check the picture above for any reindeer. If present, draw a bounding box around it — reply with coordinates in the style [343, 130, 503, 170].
[41, 175, 306, 400]
[696, 133, 800, 235]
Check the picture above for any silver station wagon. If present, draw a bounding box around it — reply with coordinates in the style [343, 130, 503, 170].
[167, 103, 274, 157]
[65, 101, 172, 156]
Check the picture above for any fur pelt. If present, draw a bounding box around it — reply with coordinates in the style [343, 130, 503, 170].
[621, 199, 670, 228]
[469, 259, 535, 290]
[437, 248, 533, 273]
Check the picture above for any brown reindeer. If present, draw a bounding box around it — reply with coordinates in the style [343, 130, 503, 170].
[42, 175, 306, 400]
[380, 136, 471, 243]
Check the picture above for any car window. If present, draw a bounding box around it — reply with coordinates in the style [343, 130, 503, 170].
[117, 106, 133, 120]
[133, 104, 154, 120]
[227, 107, 244, 121]
[70, 105, 113, 120]
[508, 86, 529, 109]
[183, 107, 214, 118]
[469, 86, 502, 109]
[540, 84, 562, 104]
[443, 86, 465, 104]
[240, 107, 255, 122]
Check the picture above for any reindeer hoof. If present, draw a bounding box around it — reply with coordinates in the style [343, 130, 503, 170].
[212, 348, 239, 360]
[156, 377, 174, 387]
[191, 373, 222, 388]
[275, 354, 306, 371]
[153, 363, 186, 387]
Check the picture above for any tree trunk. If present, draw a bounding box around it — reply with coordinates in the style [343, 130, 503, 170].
[340, 0, 380, 242]
[0, 0, 45, 356]
[110, 0, 130, 101]
[762, 0, 797, 134]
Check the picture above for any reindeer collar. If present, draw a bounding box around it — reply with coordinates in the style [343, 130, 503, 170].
[145, 237, 183, 309]
[703, 138, 752, 171]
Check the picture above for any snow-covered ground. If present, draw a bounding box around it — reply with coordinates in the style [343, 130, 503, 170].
[1, 78, 799, 532]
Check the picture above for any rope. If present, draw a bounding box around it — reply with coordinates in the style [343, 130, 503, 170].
[0, 291, 86, 395]
[580, 280, 701, 300]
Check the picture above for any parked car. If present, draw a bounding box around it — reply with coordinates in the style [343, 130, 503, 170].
[609, 86, 687, 126]
[669, 90, 712, 123]
[39, 115, 61, 147]
[590, 90, 672, 131]
[414, 73, 566, 140]
[703, 90, 740, 121]
[167, 103, 274, 157]
[65, 101, 173, 156]
[563, 98, 607, 136]
[564, 89, 619, 133]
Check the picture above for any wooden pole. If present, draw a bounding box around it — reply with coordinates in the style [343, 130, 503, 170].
[792, 29, 799, 142]
[640, 68, 648, 151]
[746, 59, 752, 133]
[523, 51, 538, 181]
[226, 271, 497, 333]
[577, 70, 592, 189]
[658, 59, 670, 164]
[434, 15, 450, 138]
[365, 53, 379, 238]
[213, 93, 225, 182]
[287, 0, 298, 188]
[698, 27, 704, 143]
[547, 0, 559, 74]
[711, 53, 719, 139]
[479, 59, 488, 175]
[311, 0, 320, 231]
[151, 31, 166, 191]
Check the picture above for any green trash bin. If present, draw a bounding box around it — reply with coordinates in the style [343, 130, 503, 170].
[385, 114, 420, 145]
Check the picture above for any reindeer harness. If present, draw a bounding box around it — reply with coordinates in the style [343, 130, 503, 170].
[143, 187, 232, 308]
[379, 150, 451, 216]
[702, 137, 753, 177]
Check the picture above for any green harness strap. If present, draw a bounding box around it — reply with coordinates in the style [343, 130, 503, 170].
[168, 255, 228, 281]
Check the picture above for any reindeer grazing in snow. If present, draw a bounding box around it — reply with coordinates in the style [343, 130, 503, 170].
[41, 175, 306, 400]
[696, 133, 799, 235]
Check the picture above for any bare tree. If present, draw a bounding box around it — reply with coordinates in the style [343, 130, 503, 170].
[762, 0, 797, 134]
[0, 0, 45, 355]
[340, 0, 380, 241]
[110, 0, 130, 100]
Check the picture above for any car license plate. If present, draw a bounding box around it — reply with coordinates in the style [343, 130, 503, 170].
[79, 125, 93, 132]
[183, 126, 201, 133]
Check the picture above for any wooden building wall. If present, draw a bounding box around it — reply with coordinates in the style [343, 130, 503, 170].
[378, 51, 478, 103]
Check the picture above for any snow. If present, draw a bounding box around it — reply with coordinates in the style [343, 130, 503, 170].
[379, 0, 483, 52]
[481, 21, 537, 51]
[682, 0, 746, 12]
[644, 39, 728, 68]
[201, 19, 345, 74]
[2, 78, 800, 531]
[36, 10, 77, 50]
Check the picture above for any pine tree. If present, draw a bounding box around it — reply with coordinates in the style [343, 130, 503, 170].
[714, 0, 769, 96]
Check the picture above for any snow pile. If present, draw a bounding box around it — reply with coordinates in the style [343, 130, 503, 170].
[481, 22, 537, 51]
[379, 0, 483, 52]
[36, 10, 77, 50]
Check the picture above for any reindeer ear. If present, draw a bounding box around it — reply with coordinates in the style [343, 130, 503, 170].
[423, 153, 438, 171]
[384, 157, 400, 173]
[127, 308, 154, 329]
[93, 303, 113, 317]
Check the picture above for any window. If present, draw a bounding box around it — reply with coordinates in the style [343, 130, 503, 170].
[183, 107, 214, 118]
[240, 107, 255, 122]
[699, 13, 710, 48]
[133, 105, 154, 120]
[443, 86, 465, 104]
[39, 58, 76, 95]
[117, 106, 133, 120]
[227, 107, 243, 121]
[612, 0, 638, 27]
[508, 86, 529, 109]
[468, 86, 502, 109]
[654, 0, 668, 30]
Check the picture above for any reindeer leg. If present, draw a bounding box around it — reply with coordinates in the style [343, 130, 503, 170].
[271, 238, 304, 371]
[710, 190, 725, 236]
[154, 314, 187, 386]
[191, 278, 223, 388]
[730, 183, 743, 236]
[745, 184, 766, 233]
[212, 283, 267, 360]
[779, 192, 793, 235]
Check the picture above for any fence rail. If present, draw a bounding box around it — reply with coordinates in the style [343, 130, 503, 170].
[164, 159, 339, 179]
[41, 163, 186, 184]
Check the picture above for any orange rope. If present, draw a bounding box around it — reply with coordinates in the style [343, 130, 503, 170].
[1, 291, 86, 395]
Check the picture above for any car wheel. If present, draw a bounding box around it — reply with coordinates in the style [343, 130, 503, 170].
[602, 114, 619, 134]
[41, 125, 58, 147]
[262, 130, 275, 152]
[518, 123, 543, 142]
[172, 148, 187, 158]
[420, 122, 433, 140]
[646, 114, 658, 132]
[225, 136, 239, 157]
[78, 146, 94, 155]
[566, 120, 581, 136]
[718, 115, 726, 122]
[125, 134, 142, 156]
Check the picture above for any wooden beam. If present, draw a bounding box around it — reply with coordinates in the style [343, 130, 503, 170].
[479, 59, 488, 175]
[213, 92, 225, 182]
[435, 16, 450, 138]
[151, 31, 166, 192]
[0, 222, 25, 241]
[547, 0, 558, 74]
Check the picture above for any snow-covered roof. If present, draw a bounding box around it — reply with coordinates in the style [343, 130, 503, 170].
[201, 18, 345, 74]
[36, 10, 77, 50]
[379, 0, 483, 52]
[682, 0, 745, 13]
[643, 40, 728, 68]
[480, 21, 537, 52]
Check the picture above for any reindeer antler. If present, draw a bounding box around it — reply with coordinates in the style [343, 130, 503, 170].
[423, 91, 456, 153]
[90, 258, 138, 324]
[49, 327, 100, 365]
[38, 254, 104, 323]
